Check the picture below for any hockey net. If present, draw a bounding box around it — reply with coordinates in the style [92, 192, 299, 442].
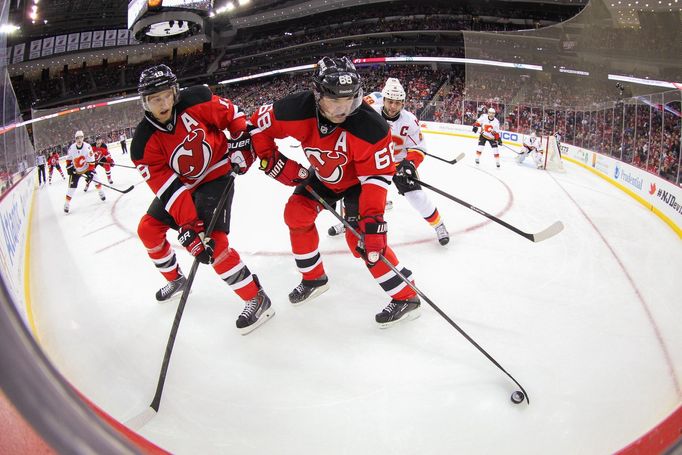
[540, 135, 565, 172]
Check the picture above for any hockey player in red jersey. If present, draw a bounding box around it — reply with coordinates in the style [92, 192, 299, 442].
[85, 136, 114, 190]
[64, 130, 105, 213]
[242, 56, 420, 327]
[47, 150, 65, 184]
[131, 64, 273, 335]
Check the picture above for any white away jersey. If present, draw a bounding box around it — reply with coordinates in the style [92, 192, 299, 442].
[364, 92, 426, 163]
[474, 114, 501, 141]
[522, 135, 543, 152]
[67, 142, 95, 173]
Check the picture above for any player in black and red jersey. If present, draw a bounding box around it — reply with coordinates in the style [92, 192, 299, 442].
[236, 56, 420, 328]
[87, 136, 114, 188]
[131, 64, 273, 335]
[47, 150, 65, 184]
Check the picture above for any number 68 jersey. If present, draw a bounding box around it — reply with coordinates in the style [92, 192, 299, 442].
[250, 91, 395, 213]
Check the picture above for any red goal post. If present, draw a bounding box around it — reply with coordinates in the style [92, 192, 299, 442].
[540, 134, 566, 172]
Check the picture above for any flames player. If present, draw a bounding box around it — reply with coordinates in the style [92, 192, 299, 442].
[517, 131, 544, 168]
[131, 64, 273, 335]
[473, 108, 502, 168]
[47, 149, 65, 184]
[328, 78, 449, 246]
[64, 130, 105, 213]
[84, 136, 114, 191]
[239, 56, 421, 327]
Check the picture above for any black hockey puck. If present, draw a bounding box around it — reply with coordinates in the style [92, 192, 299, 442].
[511, 391, 525, 404]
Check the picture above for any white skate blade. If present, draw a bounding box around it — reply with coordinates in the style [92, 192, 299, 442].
[377, 307, 421, 329]
[291, 283, 330, 306]
[238, 308, 276, 335]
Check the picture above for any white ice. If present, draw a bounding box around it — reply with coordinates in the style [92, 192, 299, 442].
[29, 133, 682, 454]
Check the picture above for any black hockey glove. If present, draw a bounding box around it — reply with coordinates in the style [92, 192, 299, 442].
[178, 220, 215, 265]
[496, 137, 503, 146]
[227, 132, 256, 175]
[472, 126, 478, 133]
[393, 159, 419, 194]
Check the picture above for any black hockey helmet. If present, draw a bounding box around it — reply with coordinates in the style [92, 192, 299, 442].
[312, 56, 363, 117]
[138, 64, 179, 111]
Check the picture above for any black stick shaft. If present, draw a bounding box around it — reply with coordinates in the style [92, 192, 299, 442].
[150, 174, 235, 411]
[89, 178, 134, 194]
[415, 178, 536, 241]
[304, 184, 530, 404]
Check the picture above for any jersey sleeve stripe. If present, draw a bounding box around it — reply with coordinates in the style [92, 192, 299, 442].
[162, 183, 188, 213]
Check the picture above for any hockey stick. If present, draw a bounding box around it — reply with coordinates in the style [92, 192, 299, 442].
[126, 173, 235, 429]
[89, 178, 134, 194]
[110, 163, 137, 169]
[415, 178, 563, 243]
[501, 144, 523, 155]
[304, 184, 530, 405]
[424, 151, 466, 165]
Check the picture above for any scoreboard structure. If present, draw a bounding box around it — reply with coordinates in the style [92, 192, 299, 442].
[128, 0, 213, 42]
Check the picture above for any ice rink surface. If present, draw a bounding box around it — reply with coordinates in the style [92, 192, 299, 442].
[29, 133, 682, 454]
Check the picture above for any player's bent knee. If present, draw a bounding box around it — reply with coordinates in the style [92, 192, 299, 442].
[284, 195, 319, 229]
[138, 214, 169, 244]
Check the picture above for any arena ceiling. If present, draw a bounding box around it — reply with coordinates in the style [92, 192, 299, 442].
[8, 0, 589, 42]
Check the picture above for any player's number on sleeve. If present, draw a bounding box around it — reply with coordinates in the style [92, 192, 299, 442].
[137, 164, 151, 181]
[257, 110, 272, 130]
[374, 146, 392, 169]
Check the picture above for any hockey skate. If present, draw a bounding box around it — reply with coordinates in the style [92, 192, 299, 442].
[385, 200, 393, 210]
[375, 295, 421, 328]
[83, 184, 89, 192]
[236, 275, 275, 335]
[156, 275, 187, 303]
[63, 202, 69, 213]
[434, 222, 450, 246]
[327, 223, 345, 236]
[99, 191, 106, 201]
[475, 158, 480, 165]
[289, 274, 329, 306]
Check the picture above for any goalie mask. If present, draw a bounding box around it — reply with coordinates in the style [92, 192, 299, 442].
[138, 64, 179, 113]
[312, 56, 363, 123]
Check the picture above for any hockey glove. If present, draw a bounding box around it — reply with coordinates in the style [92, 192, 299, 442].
[358, 216, 387, 266]
[496, 137, 503, 146]
[395, 159, 417, 185]
[472, 126, 478, 133]
[227, 133, 256, 175]
[178, 220, 215, 265]
[259, 151, 309, 186]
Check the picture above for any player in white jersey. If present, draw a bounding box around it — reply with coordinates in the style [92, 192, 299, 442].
[64, 130, 105, 213]
[328, 78, 449, 245]
[473, 108, 502, 168]
[517, 131, 544, 168]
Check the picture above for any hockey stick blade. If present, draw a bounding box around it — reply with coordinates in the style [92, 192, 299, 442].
[124, 407, 157, 430]
[530, 220, 564, 243]
[425, 151, 465, 165]
[91, 178, 134, 193]
[416, 178, 563, 243]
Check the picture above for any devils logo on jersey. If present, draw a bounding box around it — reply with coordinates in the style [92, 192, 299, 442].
[170, 129, 212, 179]
[304, 148, 348, 184]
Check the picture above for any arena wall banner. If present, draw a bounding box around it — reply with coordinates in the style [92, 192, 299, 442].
[553, 144, 681, 236]
[418, 120, 523, 146]
[0, 170, 36, 327]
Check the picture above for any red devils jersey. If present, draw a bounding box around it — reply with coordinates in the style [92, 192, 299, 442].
[48, 152, 60, 166]
[93, 144, 112, 163]
[131, 85, 246, 227]
[250, 91, 394, 217]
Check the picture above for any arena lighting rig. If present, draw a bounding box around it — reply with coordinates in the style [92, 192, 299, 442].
[128, 0, 212, 42]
